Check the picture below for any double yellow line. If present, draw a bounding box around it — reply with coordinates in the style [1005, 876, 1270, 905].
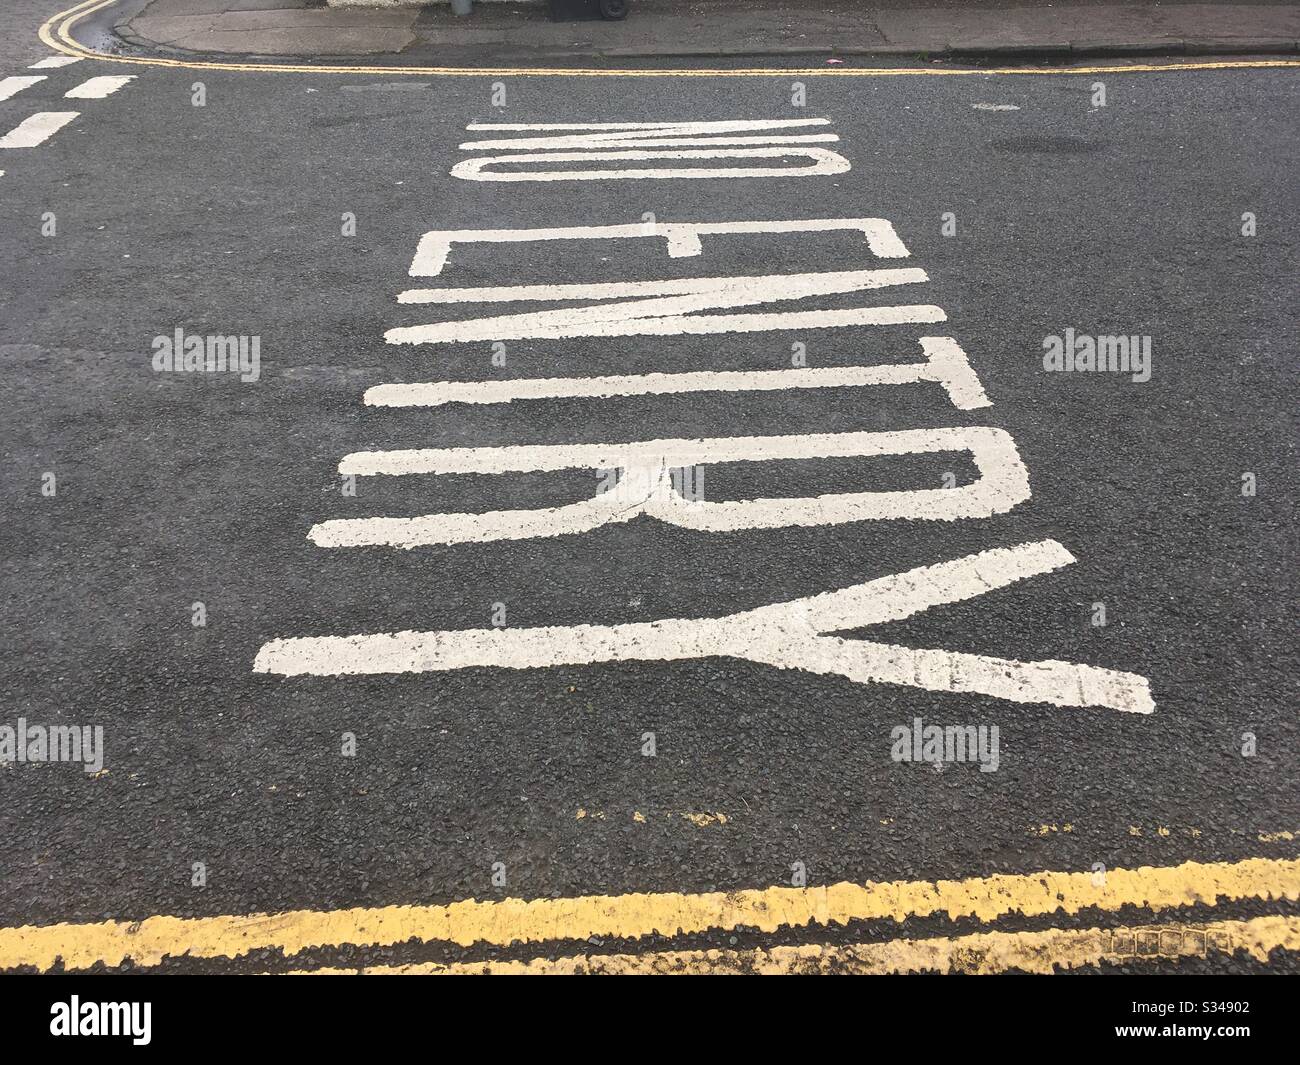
[23, 3, 1300, 976]
[297, 916, 1300, 974]
[3, 855, 1296, 973]
[40, 0, 1300, 78]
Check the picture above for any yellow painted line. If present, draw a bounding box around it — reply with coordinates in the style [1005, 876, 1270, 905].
[577, 808, 729, 825]
[40, 0, 1300, 79]
[681, 811, 729, 827]
[291, 914, 1300, 974]
[2, 855, 1296, 972]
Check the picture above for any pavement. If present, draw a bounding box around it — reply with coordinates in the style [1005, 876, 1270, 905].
[0, 0, 1296, 978]
[103, 0, 1300, 61]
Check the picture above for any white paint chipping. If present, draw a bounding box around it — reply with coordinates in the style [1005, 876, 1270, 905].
[64, 75, 134, 99]
[28, 56, 81, 69]
[365, 337, 991, 411]
[254, 539, 1154, 715]
[387, 268, 942, 345]
[314, 426, 1029, 546]
[0, 111, 79, 149]
[0, 76, 46, 102]
[407, 219, 911, 278]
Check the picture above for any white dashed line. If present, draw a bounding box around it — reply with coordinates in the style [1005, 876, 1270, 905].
[28, 56, 81, 69]
[0, 76, 47, 102]
[0, 112, 80, 149]
[64, 75, 135, 100]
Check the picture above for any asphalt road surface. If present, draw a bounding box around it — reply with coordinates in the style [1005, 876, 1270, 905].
[0, 1, 1297, 975]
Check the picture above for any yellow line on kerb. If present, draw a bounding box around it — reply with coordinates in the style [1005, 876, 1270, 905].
[294, 914, 1300, 974]
[41, 0, 1300, 79]
[2, 855, 1296, 972]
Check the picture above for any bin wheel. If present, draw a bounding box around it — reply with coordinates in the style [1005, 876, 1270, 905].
[599, 0, 628, 19]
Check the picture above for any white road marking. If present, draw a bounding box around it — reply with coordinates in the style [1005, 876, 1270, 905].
[397, 268, 926, 305]
[254, 539, 1155, 715]
[0, 76, 46, 102]
[388, 268, 942, 345]
[973, 103, 1021, 111]
[460, 119, 839, 145]
[397, 267, 926, 305]
[28, 56, 81, 69]
[408, 219, 911, 278]
[365, 337, 991, 412]
[454, 119, 850, 181]
[64, 75, 134, 99]
[463, 134, 840, 151]
[314, 426, 1029, 545]
[451, 147, 852, 182]
[0, 111, 79, 149]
